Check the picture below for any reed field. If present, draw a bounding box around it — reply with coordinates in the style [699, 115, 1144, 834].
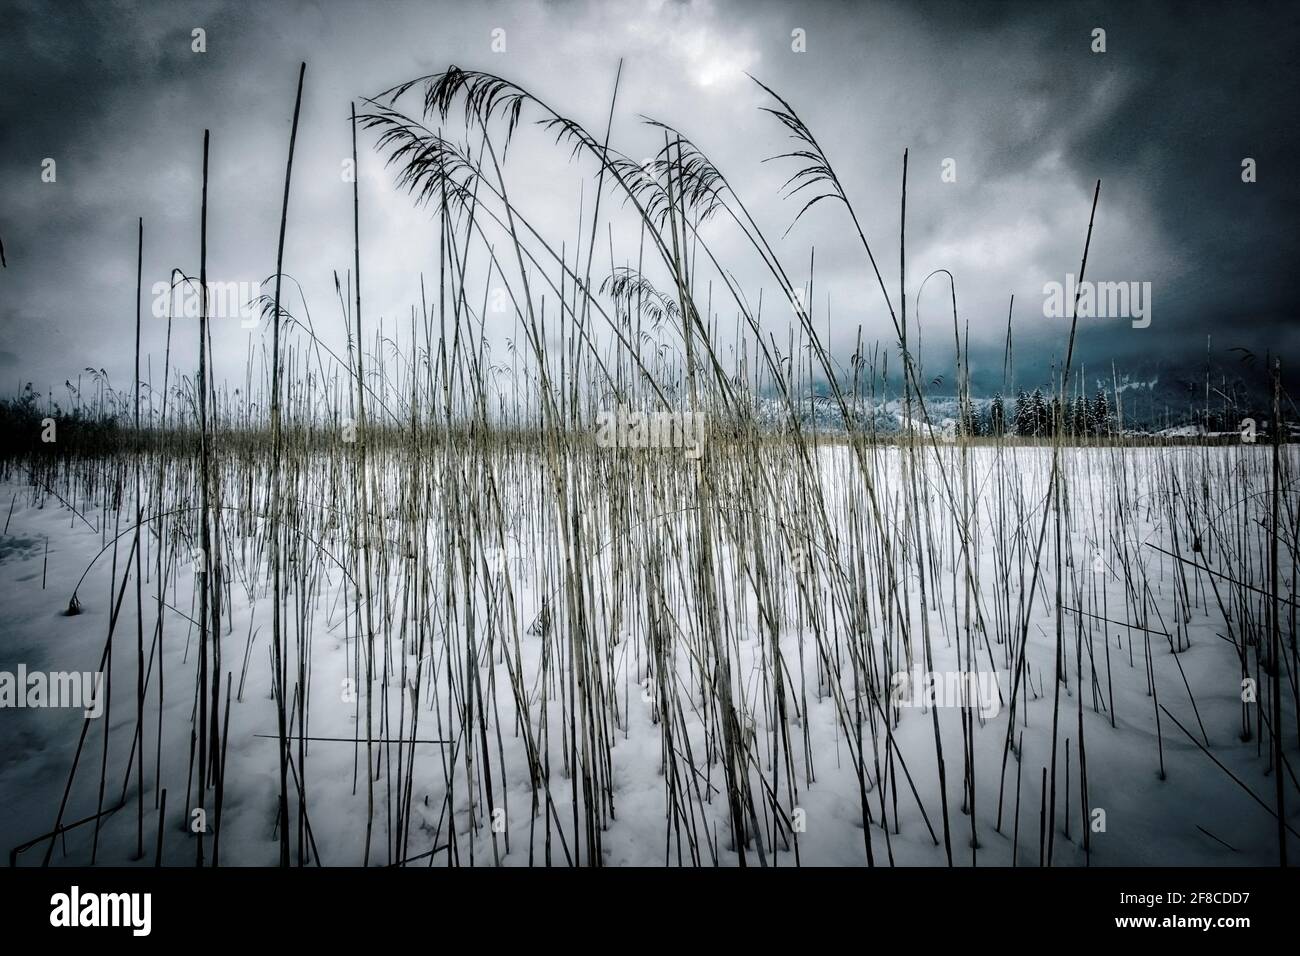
[0, 62, 1295, 868]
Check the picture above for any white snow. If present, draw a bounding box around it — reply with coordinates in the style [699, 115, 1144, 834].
[0, 443, 1295, 866]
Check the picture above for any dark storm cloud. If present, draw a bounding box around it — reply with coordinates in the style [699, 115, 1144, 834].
[805, 0, 1300, 392]
[967, 0, 1300, 381]
[1, 0, 1295, 404]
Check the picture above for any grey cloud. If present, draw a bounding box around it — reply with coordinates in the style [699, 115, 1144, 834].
[0, 0, 1295, 403]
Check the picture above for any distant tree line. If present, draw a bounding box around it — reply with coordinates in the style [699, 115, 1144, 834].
[959, 388, 1114, 438]
[0, 383, 124, 463]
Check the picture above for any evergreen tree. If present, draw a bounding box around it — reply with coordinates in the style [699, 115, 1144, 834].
[988, 393, 1006, 436]
[1030, 389, 1047, 436]
[1073, 395, 1090, 437]
[1092, 388, 1111, 436]
[1014, 390, 1032, 436]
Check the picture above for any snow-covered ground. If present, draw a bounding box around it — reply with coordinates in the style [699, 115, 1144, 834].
[0, 443, 1295, 866]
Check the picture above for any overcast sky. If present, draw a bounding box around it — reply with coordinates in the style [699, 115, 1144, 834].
[2, 0, 1297, 406]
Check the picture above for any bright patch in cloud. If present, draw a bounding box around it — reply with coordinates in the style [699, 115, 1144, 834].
[626, 0, 758, 90]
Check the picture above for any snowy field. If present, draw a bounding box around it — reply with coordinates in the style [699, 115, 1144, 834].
[0, 442, 1295, 866]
